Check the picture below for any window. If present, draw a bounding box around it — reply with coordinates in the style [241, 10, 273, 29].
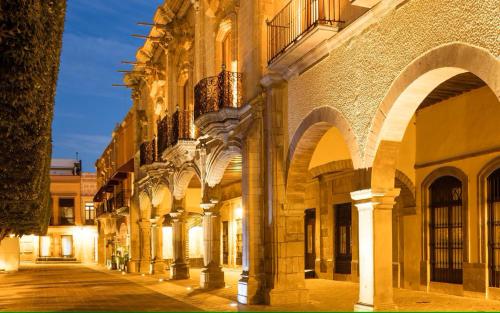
[61, 235, 73, 257]
[59, 198, 75, 225]
[429, 176, 463, 284]
[488, 168, 500, 287]
[40, 236, 51, 257]
[85, 202, 95, 225]
[222, 221, 229, 264]
[221, 33, 231, 69]
[236, 219, 243, 266]
[334, 203, 352, 274]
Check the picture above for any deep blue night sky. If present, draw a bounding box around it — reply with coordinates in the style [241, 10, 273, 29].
[52, 0, 163, 172]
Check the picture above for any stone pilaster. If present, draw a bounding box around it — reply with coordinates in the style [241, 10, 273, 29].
[200, 202, 225, 289]
[138, 219, 152, 274]
[351, 188, 400, 312]
[169, 208, 189, 279]
[261, 73, 309, 305]
[238, 97, 265, 304]
[128, 190, 141, 273]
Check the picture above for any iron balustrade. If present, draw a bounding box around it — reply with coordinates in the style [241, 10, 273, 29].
[267, 0, 341, 64]
[157, 109, 196, 155]
[194, 69, 243, 120]
[139, 139, 157, 166]
[157, 114, 170, 155]
[115, 189, 131, 209]
[96, 203, 105, 217]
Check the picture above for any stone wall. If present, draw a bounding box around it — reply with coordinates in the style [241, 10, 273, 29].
[285, 0, 499, 161]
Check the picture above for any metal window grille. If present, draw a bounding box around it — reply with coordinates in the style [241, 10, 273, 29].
[334, 203, 352, 274]
[429, 176, 463, 284]
[488, 168, 500, 287]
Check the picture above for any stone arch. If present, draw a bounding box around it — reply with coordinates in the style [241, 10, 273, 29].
[395, 169, 416, 208]
[477, 156, 500, 263]
[206, 144, 242, 187]
[151, 183, 173, 217]
[421, 166, 469, 264]
[366, 43, 500, 178]
[173, 163, 201, 200]
[286, 105, 361, 197]
[139, 191, 152, 220]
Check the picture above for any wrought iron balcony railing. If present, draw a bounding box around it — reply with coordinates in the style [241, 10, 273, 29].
[140, 138, 157, 166]
[115, 189, 131, 209]
[157, 114, 170, 156]
[194, 69, 243, 120]
[96, 203, 106, 217]
[267, 0, 341, 64]
[157, 109, 196, 155]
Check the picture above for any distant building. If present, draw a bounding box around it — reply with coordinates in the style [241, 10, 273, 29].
[19, 159, 97, 263]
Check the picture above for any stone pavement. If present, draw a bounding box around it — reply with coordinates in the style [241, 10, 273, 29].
[1, 264, 500, 311]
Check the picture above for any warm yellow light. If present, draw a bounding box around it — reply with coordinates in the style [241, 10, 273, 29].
[231, 61, 238, 107]
[234, 207, 243, 220]
[190, 114, 196, 138]
[162, 226, 173, 259]
[40, 236, 51, 257]
[188, 226, 203, 258]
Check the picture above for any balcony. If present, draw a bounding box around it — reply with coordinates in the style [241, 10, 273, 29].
[194, 69, 243, 120]
[267, 0, 342, 69]
[155, 108, 197, 164]
[194, 69, 249, 141]
[139, 138, 157, 167]
[96, 189, 131, 218]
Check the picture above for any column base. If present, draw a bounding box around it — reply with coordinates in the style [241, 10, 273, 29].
[267, 287, 309, 305]
[127, 259, 140, 273]
[151, 260, 165, 274]
[139, 260, 151, 274]
[237, 273, 263, 304]
[354, 302, 397, 312]
[200, 266, 225, 289]
[170, 262, 190, 279]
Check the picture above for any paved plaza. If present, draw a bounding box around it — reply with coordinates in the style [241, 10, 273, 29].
[1, 264, 500, 311]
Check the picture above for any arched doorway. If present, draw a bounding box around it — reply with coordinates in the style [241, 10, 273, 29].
[367, 43, 499, 304]
[278, 105, 361, 300]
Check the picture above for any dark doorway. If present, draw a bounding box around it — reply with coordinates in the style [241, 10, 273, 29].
[488, 168, 500, 287]
[334, 203, 352, 274]
[222, 221, 229, 265]
[304, 208, 316, 278]
[429, 176, 463, 284]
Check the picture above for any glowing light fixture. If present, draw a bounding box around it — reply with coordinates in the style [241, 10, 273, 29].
[234, 207, 243, 220]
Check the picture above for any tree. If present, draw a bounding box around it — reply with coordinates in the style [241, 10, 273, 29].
[0, 0, 66, 241]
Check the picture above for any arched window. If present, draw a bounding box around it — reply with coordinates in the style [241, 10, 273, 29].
[429, 176, 463, 284]
[488, 168, 500, 287]
[221, 32, 231, 70]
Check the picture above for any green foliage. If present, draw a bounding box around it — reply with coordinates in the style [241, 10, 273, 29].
[0, 0, 66, 240]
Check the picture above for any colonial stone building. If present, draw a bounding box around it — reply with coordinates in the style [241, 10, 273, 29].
[18, 159, 97, 264]
[93, 0, 499, 310]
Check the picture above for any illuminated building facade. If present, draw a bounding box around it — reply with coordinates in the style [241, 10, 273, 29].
[93, 0, 499, 310]
[19, 159, 97, 264]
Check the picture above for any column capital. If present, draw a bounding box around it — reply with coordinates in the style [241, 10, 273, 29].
[138, 219, 151, 229]
[350, 188, 400, 211]
[169, 209, 185, 222]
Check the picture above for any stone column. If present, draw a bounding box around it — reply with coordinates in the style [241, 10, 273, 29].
[151, 215, 165, 274]
[200, 201, 225, 289]
[350, 188, 400, 311]
[170, 209, 189, 279]
[138, 219, 152, 274]
[128, 190, 141, 273]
